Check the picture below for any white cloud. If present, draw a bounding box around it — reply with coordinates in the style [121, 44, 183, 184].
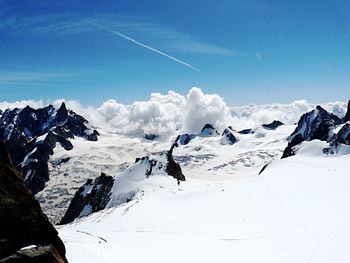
[0, 88, 348, 138]
[0, 99, 45, 110]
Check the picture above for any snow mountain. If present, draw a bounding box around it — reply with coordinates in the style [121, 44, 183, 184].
[0, 102, 99, 194]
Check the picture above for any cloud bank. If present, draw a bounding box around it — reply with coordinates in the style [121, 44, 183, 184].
[0, 88, 348, 137]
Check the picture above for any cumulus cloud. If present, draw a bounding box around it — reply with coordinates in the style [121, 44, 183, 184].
[183, 87, 228, 133]
[0, 88, 348, 138]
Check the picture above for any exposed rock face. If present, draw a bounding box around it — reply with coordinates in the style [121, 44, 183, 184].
[179, 133, 196, 145]
[288, 106, 341, 143]
[0, 141, 67, 262]
[59, 172, 114, 225]
[201, 124, 219, 136]
[221, 128, 238, 145]
[343, 100, 350, 123]
[60, 136, 185, 224]
[330, 123, 350, 146]
[165, 135, 186, 183]
[262, 120, 284, 130]
[0, 102, 99, 194]
[238, 128, 254, 134]
[282, 106, 342, 158]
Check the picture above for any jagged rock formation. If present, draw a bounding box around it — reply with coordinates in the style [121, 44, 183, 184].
[0, 141, 67, 262]
[343, 100, 350, 123]
[59, 172, 114, 225]
[165, 135, 186, 183]
[60, 137, 185, 224]
[221, 128, 238, 145]
[238, 128, 254, 134]
[0, 102, 99, 194]
[262, 120, 284, 130]
[330, 123, 350, 146]
[282, 105, 342, 158]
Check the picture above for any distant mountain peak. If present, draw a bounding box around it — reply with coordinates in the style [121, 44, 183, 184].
[0, 103, 99, 194]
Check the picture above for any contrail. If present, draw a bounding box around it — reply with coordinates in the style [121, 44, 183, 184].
[89, 21, 199, 72]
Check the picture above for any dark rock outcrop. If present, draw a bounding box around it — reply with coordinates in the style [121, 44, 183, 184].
[0, 102, 99, 194]
[144, 134, 158, 140]
[0, 141, 67, 262]
[166, 135, 186, 183]
[238, 128, 254, 134]
[330, 123, 350, 146]
[221, 128, 238, 145]
[282, 106, 342, 158]
[343, 100, 350, 123]
[201, 124, 219, 136]
[262, 120, 284, 130]
[258, 163, 269, 175]
[59, 172, 114, 225]
[288, 106, 341, 143]
[179, 133, 196, 145]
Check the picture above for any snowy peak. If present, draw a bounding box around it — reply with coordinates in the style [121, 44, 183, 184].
[0, 103, 99, 194]
[201, 124, 219, 136]
[221, 127, 238, 145]
[179, 124, 220, 145]
[288, 105, 341, 143]
[282, 105, 342, 158]
[262, 120, 284, 130]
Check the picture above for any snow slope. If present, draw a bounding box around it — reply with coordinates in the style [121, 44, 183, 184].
[38, 125, 292, 223]
[58, 129, 350, 262]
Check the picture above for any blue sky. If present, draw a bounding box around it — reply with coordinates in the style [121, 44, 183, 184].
[0, 0, 349, 106]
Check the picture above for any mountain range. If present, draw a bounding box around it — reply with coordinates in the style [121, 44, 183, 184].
[1, 99, 350, 262]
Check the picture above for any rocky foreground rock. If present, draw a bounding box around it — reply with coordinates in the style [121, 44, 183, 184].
[0, 141, 68, 262]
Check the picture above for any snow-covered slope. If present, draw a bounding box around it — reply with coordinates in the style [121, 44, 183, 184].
[39, 125, 293, 223]
[58, 139, 350, 263]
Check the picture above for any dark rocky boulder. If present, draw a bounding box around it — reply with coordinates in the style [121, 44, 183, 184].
[343, 100, 350, 123]
[282, 106, 342, 158]
[221, 128, 238, 145]
[238, 128, 254, 134]
[0, 102, 99, 194]
[262, 120, 284, 130]
[59, 172, 114, 225]
[0, 141, 67, 262]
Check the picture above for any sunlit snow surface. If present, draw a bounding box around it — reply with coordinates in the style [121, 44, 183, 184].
[38, 125, 291, 222]
[55, 124, 350, 262]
